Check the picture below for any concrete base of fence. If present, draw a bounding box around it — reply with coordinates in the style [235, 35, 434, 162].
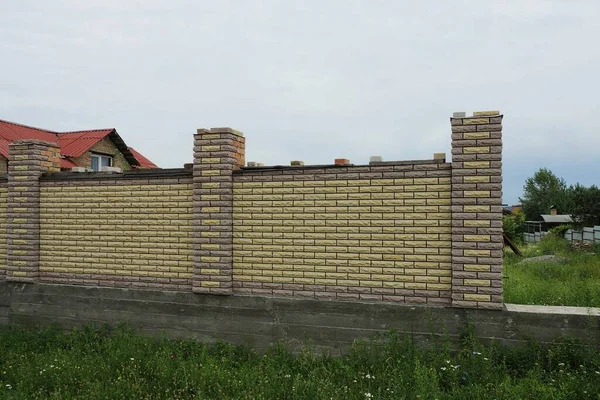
[1, 282, 598, 351]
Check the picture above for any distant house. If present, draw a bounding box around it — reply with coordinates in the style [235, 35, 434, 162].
[525, 205, 573, 234]
[510, 204, 523, 215]
[502, 204, 523, 216]
[0, 119, 157, 173]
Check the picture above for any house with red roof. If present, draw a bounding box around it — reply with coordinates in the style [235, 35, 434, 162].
[0, 119, 158, 173]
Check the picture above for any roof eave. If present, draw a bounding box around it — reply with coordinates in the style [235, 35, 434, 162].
[108, 130, 140, 167]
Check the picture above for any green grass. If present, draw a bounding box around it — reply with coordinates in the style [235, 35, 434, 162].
[0, 325, 599, 399]
[504, 237, 600, 307]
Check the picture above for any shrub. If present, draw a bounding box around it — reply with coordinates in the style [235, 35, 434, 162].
[503, 211, 525, 244]
[548, 224, 572, 237]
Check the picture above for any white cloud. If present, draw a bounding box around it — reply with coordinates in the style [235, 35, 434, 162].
[1, 0, 599, 203]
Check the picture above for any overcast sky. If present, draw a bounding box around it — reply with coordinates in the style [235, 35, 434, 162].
[2, 0, 599, 204]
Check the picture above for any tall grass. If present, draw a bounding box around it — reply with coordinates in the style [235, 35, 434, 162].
[0, 325, 599, 399]
[504, 236, 600, 307]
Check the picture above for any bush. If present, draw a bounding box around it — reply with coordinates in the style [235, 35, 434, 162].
[548, 224, 572, 237]
[503, 211, 525, 244]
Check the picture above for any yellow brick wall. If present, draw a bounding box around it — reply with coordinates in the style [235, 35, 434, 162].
[0, 183, 7, 278]
[39, 178, 193, 290]
[0, 156, 7, 174]
[232, 166, 453, 304]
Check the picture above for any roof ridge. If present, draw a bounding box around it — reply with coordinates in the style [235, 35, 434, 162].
[59, 128, 115, 135]
[0, 118, 59, 134]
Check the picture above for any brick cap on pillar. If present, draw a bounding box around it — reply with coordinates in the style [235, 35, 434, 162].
[10, 139, 59, 148]
[210, 127, 244, 137]
[195, 127, 244, 137]
[473, 110, 500, 116]
[451, 111, 503, 119]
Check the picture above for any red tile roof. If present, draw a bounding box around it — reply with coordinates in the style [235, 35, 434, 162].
[129, 147, 158, 168]
[57, 129, 114, 157]
[0, 119, 58, 159]
[0, 119, 157, 169]
[60, 158, 78, 169]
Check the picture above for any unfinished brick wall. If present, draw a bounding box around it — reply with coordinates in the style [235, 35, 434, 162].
[38, 172, 193, 290]
[1, 111, 504, 309]
[232, 161, 453, 304]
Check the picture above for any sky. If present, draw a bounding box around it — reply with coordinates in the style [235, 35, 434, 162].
[1, 0, 599, 204]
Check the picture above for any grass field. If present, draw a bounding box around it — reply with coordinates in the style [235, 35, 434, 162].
[503, 236, 600, 308]
[0, 325, 599, 399]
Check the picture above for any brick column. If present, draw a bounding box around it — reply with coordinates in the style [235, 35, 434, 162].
[6, 140, 60, 283]
[193, 128, 245, 294]
[450, 111, 503, 310]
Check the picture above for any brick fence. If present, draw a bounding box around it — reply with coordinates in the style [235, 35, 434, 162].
[0, 111, 503, 310]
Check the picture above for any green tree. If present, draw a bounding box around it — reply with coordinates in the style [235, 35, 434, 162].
[568, 184, 600, 227]
[519, 168, 571, 221]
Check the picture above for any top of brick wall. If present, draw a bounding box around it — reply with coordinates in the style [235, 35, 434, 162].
[237, 158, 447, 173]
[40, 168, 192, 181]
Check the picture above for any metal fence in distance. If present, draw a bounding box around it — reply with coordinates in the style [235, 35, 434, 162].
[524, 226, 600, 243]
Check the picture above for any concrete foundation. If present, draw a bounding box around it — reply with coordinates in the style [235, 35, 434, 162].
[1, 282, 598, 351]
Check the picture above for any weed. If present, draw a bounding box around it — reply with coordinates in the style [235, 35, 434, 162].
[504, 240, 600, 307]
[0, 325, 599, 399]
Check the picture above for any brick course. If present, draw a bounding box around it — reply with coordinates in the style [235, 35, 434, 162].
[0, 181, 7, 279]
[6, 140, 60, 282]
[451, 111, 503, 310]
[232, 161, 453, 305]
[39, 177, 193, 290]
[193, 128, 245, 294]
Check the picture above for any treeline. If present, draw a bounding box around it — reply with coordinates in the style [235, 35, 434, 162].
[504, 168, 599, 244]
[519, 168, 600, 227]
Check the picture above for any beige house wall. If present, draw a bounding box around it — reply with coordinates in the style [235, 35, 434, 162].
[69, 136, 131, 171]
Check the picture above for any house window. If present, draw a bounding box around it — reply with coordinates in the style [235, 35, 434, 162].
[91, 154, 112, 171]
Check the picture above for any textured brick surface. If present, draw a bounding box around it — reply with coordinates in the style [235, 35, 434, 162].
[193, 128, 245, 294]
[0, 181, 7, 279]
[232, 161, 453, 305]
[451, 112, 503, 310]
[1, 114, 504, 309]
[6, 140, 61, 282]
[39, 178, 193, 290]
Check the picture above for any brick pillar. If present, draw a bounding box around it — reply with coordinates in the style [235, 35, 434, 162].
[6, 140, 60, 283]
[450, 111, 503, 310]
[193, 128, 245, 294]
